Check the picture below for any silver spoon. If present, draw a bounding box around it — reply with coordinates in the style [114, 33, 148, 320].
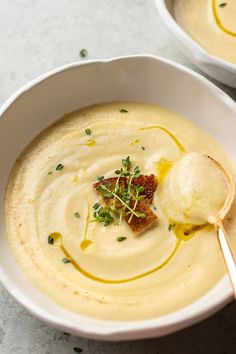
[206, 155, 236, 297]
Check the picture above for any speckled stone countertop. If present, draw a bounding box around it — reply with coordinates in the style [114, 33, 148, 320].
[0, 1, 236, 353]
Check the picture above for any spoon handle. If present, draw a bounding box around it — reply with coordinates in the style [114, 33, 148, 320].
[217, 223, 236, 298]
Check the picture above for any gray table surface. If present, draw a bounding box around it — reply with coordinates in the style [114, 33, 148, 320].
[0, 0, 236, 353]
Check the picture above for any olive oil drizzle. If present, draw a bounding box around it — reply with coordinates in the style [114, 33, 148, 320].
[212, 0, 236, 37]
[173, 223, 211, 242]
[76, 139, 96, 147]
[80, 199, 94, 252]
[140, 126, 186, 153]
[51, 232, 181, 284]
[156, 159, 174, 183]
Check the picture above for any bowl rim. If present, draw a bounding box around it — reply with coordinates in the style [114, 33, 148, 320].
[0, 54, 235, 340]
[155, 0, 236, 72]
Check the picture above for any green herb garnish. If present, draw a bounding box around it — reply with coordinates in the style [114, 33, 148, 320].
[96, 184, 114, 198]
[168, 223, 176, 231]
[219, 2, 227, 7]
[79, 48, 88, 58]
[122, 156, 131, 170]
[73, 348, 83, 353]
[119, 108, 128, 113]
[93, 206, 114, 226]
[85, 128, 91, 135]
[56, 163, 64, 171]
[114, 156, 132, 177]
[62, 258, 71, 264]
[48, 171, 53, 175]
[117, 236, 127, 242]
[48, 235, 54, 245]
[97, 176, 104, 182]
[93, 157, 148, 227]
[133, 166, 140, 177]
[141, 146, 145, 150]
[93, 202, 100, 210]
[74, 212, 80, 218]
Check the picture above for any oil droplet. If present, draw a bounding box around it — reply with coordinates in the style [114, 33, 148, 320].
[80, 239, 94, 252]
[49, 232, 63, 246]
[172, 223, 210, 241]
[156, 159, 174, 183]
[77, 139, 96, 147]
[131, 139, 140, 146]
[73, 175, 79, 184]
[86, 139, 96, 147]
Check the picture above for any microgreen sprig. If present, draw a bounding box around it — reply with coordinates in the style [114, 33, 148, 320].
[92, 203, 114, 226]
[128, 184, 145, 223]
[117, 237, 127, 242]
[94, 156, 147, 228]
[97, 183, 145, 220]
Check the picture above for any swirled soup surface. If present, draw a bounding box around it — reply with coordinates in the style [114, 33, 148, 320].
[174, 0, 236, 64]
[5, 102, 236, 321]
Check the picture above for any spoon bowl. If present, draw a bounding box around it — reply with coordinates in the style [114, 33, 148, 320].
[205, 155, 235, 223]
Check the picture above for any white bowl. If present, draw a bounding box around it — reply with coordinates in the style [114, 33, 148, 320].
[0, 55, 236, 340]
[155, 0, 236, 88]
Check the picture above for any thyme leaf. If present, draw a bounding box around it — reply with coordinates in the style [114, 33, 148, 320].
[48, 235, 54, 245]
[79, 48, 88, 58]
[93, 202, 100, 210]
[56, 163, 64, 171]
[85, 128, 91, 135]
[117, 237, 127, 242]
[168, 223, 176, 231]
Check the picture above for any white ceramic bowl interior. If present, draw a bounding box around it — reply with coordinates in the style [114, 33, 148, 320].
[156, 0, 236, 88]
[0, 55, 236, 340]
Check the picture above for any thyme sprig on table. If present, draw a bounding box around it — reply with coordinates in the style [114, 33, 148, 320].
[93, 156, 146, 227]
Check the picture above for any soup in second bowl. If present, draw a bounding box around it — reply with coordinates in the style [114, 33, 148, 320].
[174, 0, 236, 64]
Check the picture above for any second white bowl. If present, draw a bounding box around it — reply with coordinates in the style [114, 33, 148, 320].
[156, 0, 236, 88]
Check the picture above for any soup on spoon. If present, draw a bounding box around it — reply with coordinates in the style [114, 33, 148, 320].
[159, 152, 229, 225]
[159, 152, 236, 295]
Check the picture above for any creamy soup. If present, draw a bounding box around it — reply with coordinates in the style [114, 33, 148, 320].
[174, 0, 236, 64]
[5, 102, 236, 321]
